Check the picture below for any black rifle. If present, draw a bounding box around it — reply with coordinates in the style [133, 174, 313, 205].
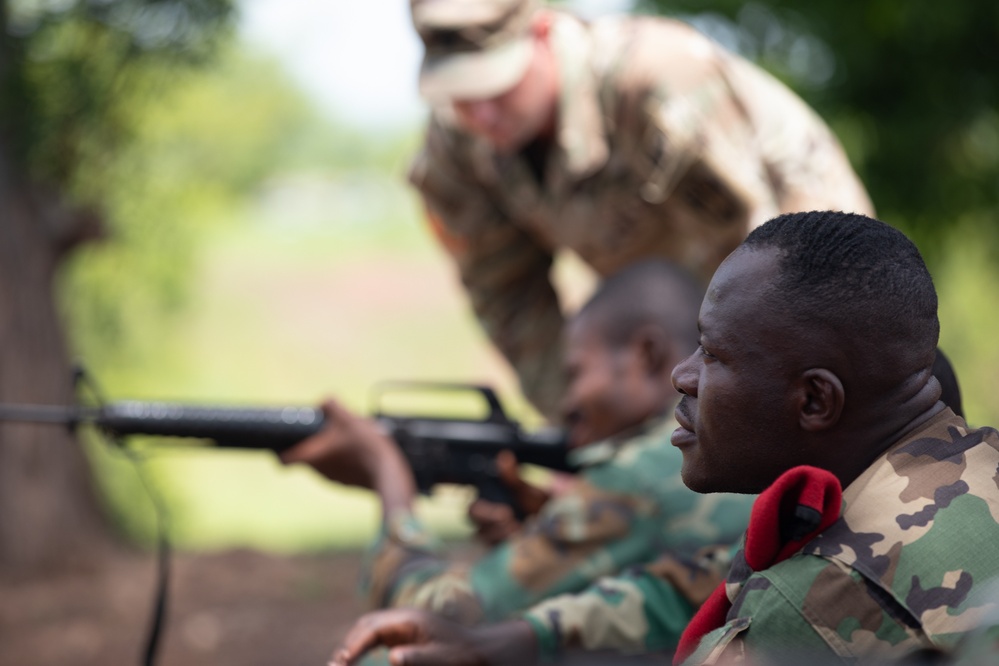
[0, 376, 571, 666]
[0, 381, 573, 510]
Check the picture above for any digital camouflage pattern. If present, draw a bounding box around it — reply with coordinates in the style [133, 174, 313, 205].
[410, 10, 875, 418]
[680, 408, 999, 665]
[523, 544, 737, 661]
[360, 415, 752, 625]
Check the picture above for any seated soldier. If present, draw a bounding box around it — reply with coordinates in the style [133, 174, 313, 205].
[280, 260, 752, 625]
[331, 211, 999, 666]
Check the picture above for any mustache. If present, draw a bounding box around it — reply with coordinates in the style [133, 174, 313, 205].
[675, 396, 694, 427]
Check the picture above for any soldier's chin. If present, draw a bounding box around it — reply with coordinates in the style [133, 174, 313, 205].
[490, 138, 520, 154]
[490, 130, 533, 154]
[679, 460, 715, 494]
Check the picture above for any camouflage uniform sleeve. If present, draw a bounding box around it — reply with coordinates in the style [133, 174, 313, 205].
[715, 54, 876, 218]
[622, 22, 873, 230]
[362, 472, 695, 626]
[520, 544, 736, 661]
[409, 116, 566, 420]
[608, 21, 783, 233]
[358, 509, 451, 613]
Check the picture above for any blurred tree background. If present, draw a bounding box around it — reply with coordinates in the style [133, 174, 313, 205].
[647, 0, 999, 256]
[0, 0, 238, 574]
[1, 0, 997, 574]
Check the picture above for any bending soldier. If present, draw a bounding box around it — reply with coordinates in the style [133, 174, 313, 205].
[408, 0, 875, 419]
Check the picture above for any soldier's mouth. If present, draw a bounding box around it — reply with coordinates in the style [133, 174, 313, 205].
[671, 424, 697, 449]
[674, 398, 695, 433]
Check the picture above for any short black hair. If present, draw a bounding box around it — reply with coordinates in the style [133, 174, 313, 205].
[576, 260, 702, 352]
[743, 211, 939, 387]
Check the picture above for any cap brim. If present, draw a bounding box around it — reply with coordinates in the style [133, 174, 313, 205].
[419, 37, 533, 102]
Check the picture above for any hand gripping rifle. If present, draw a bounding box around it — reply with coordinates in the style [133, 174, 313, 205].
[0, 377, 574, 510]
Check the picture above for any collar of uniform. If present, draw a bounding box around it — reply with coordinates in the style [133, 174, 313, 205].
[837, 406, 964, 515]
[568, 410, 676, 468]
[801, 407, 999, 613]
[547, 11, 609, 182]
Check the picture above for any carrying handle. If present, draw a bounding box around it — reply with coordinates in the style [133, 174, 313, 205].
[371, 381, 511, 424]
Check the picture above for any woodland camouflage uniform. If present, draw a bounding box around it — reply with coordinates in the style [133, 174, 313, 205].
[360, 415, 752, 625]
[411, 9, 875, 418]
[523, 409, 999, 664]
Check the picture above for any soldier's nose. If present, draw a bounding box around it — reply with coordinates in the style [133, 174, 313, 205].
[671, 353, 699, 397]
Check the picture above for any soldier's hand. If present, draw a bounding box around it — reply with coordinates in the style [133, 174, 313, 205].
[468, 451, 551, 546]
[331, 609, 538, 666]
[279, 400, 416, 513]
[468, 451, 549, 547]
[467, 499, 521, 547]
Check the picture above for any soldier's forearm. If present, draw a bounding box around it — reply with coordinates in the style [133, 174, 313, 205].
[471, 620, 539, 665]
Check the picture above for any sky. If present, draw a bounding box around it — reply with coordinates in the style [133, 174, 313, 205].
[238, 0, 426, 129]
[237, 0, 635, 130]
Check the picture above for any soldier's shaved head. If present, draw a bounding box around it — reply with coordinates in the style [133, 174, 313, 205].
[575, 259, 703, 353]
[742, 210, 939, 399]
[560, 260, 701, 448]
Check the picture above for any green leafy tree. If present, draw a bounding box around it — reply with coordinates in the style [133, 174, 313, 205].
[643, 0, 999, 257]
[0, 0, 233, 575]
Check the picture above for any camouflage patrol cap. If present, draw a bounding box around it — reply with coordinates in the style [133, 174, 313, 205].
[411, 0, 539, 101]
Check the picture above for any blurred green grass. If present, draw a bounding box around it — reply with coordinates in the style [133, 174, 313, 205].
[934, 223, 999, 430]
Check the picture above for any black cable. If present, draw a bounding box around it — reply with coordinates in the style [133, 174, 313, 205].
[76, 366, 172, 666]
[124, 447, 171, 666]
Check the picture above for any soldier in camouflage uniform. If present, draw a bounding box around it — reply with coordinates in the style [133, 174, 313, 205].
[282, 261, 752, 626]
[409, 0, 875, 420]
[331, 211, 999, 666]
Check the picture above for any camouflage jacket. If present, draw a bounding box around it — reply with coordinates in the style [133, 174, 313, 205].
[360, 415, 752, 625]
[524, 545, 738, 661]
[409, 11, 874, 418]
[523, 409, 999, 665]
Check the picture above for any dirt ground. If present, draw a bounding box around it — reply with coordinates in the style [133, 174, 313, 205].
[0, 548, 384, 666]
[0, 545, 669, 666]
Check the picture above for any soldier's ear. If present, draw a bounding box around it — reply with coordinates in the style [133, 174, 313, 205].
[632, 325, 671, 377]
[795, 368, 844, 432]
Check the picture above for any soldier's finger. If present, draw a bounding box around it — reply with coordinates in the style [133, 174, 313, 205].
[335, 612, 422, 664]
[389, 644, 479, 666]
[496, 450, 550, 515]
[468, 499, 512, 524]
[495, 450, 521, 488]
[318, 397, 346, 419]
[468, 500, 516, 545]
[279, 398, 351, 465]
[277, 429, 340, 465]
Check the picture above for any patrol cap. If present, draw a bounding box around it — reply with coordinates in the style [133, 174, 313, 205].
[411, 0, 539, 102]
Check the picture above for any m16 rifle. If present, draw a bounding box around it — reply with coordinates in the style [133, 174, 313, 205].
[0, 379, 574, 511]
[0, 375, 572, 666]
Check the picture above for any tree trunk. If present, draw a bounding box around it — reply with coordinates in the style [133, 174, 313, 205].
[0, 146, 116, 577]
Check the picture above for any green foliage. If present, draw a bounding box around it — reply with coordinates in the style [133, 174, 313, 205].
[57, 45, 346, 368]
[2, 0, 235, 181]
[642, 0, 999, 260]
